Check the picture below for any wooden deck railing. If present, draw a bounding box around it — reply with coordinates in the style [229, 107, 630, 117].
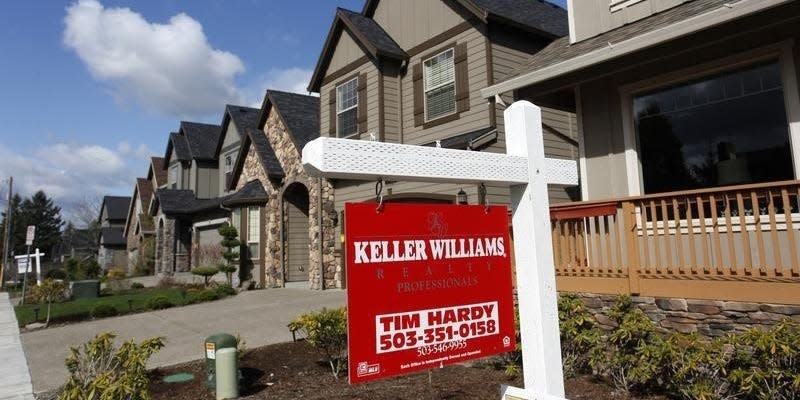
[550, 180, 800, 305]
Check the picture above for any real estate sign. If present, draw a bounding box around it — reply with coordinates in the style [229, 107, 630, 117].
[345, 202, 516, 384]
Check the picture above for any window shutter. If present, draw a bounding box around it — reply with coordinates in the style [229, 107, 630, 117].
[358, 73, 368, 133]
[412, 63, 424, 127]
[454, 43, 469, 113]
[328, 88, 337, 136]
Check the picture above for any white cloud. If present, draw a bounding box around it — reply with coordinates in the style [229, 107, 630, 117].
[134, 144, 153, 159]
[0, 143, 141, 224]
[63, 0, 245, 117]
[117, 141, 131, 155]
[248, 67, 315, 106]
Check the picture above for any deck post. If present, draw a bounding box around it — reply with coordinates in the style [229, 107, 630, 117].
[622, 201, 641, 294]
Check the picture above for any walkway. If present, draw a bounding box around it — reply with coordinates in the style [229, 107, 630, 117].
[0, 292, 34, 400]
[21, 288, 345, 394]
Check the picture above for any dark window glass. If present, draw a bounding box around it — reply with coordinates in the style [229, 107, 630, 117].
[634, 62, 793, 194]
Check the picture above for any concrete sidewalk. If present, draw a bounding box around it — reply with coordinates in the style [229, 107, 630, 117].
[21, 288, 345, 394]
[0, 293, 34, 400]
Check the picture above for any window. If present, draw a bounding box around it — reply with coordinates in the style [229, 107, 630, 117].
[247, 206, 260, 259]
[230, 208, 240, 238]
[633, 61, 793, 194]
[224, 154, 234, 173]
[336, 77, 358, 137]
[169, 164, 179, 189]
[424, 48, 456, 121]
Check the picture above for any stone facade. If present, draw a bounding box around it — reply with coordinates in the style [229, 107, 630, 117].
[154, 217, 191, 275]
[236, 111, 338, 289]
[575, 292, 800, 337]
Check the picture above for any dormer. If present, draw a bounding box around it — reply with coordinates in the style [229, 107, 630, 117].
[215, 105, 260, 195]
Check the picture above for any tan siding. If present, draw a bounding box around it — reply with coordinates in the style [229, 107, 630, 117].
[320, 61, 379, 139]
[328, 30, 364, 72]
[572, 0, 690, 42]
[401, 27, 490, 145]
[382, 64, 401, 144]
[372, 0, 468, 50]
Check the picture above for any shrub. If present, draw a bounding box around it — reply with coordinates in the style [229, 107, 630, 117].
[60, 332, 164, 400]
[662, 333, 732, 400]
[191, 265, 218, 287]
[130, 282, 144, 290]
[133, 237, 155, 276]
[82, 259, 102, 279]
[589, 295, 667, 395]
[45, 268, 68, 280]
[145, 295, 173, 310]
[30, 279, 69, 326]
[218, 224, 240, 286]
[558, 294, 601, 378]
[215, 284, 236, 297]
[157, 275, 177, 288]
[105, 267, 127, 292]
[189, 289, 219, 304]
[90, 304, 118, 318]
[288, 307, 348, 378]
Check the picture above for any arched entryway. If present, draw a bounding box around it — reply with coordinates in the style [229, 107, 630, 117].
[282, 182, 310, 283]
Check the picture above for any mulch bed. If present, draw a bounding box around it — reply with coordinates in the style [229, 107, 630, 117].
[149, 341, 668, 400]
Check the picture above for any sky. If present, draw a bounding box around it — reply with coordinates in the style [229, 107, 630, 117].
[0, 0, 566, 224]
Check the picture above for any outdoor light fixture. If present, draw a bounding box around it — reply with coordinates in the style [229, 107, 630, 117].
[457, 188, 468, 205]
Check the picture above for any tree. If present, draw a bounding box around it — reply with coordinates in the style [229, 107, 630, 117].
[0, 194, 22, 259]
[2, 191, 64, 257]
[217, 224, 240, 286]
[31, 278, 68, 326]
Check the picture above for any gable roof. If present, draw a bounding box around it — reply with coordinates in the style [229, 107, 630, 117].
[149, 157, 167, 188]
[482, 0, 775, 98]
[308, 7, 407, 92]
[361, 0, 568, 37]
[222, 179, 268, 207]
[154, 189, 225, 216]
[99, 196, 131, 223]
[164, 132, 190, 163]
[181, 121, 222, 162]
[123, 178, 154, 238]
[214, 104, 260, 157]
[261, 90, 321, 150]
[227, 127, 285, 191]
[99, 226, 125, 246]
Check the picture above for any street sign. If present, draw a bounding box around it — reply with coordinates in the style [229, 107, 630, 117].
[25, 225, 35, 246]
[345, 202, 516, 384]
[16, 257, 30, 273]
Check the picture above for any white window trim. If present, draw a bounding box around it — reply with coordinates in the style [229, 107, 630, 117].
[617, 40, 800, 196]
[336, 77, 359, 138]
[423, 47, 457, 122]
[169, 164, 180, 189]
[247, 206, 260, 260]
[609, 0, 646, 13]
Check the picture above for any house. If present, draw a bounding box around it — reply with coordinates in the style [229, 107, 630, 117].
[123, 177, 155, 274]
[226, 90, 334, 289]
[97, 195, 131, 270]
[306, 0, 576, 287]
[481, 0, 800, 332]
[151, 106, 260, 276]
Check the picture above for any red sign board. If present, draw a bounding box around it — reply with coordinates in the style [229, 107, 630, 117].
[345, 202, 516, 384]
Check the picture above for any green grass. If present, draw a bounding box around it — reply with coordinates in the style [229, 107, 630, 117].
[14, 287, 232, 327]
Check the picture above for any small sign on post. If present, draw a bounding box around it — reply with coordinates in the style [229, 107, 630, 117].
[25, 225, 35, 246]
[345, 202, 516, 383]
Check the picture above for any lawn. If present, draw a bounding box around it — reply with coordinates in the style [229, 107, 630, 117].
[14, 287, 226, 327]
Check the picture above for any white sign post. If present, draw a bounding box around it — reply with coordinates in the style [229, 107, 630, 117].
[15, 249, 45, 286]
[303, 101, 576, 399]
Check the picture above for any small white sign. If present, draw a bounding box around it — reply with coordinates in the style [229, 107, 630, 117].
[25, 225, 35, 246]
[17, 258, 30, 273]
[206, 343, 216, 359]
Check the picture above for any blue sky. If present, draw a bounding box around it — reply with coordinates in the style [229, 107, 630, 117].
[0, 0, 566, 223]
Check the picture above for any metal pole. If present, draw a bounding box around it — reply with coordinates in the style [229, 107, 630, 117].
[1, 177, 12, 289]
[21, 244, 30, 304]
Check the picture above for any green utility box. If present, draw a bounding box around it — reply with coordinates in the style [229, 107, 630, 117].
[204, 333, 237, 389]
[71, 280, 100, 299]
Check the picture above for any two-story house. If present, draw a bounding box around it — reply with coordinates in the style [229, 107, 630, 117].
[226, 90, 334, 290]
[151, 106, 260, 276]
[481, 0, 800, 328]
[97, 195, 131, 270]
[306, 0, 575, 287]
[122, 178, 154, 273]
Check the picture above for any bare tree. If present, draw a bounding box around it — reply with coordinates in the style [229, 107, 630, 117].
[73, 195, 103, 229]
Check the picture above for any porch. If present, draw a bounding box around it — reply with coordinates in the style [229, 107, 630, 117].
[550, 179, 800, 305]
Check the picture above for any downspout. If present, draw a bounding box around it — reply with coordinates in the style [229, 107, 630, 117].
[172, 218, 178, 273]
[318, 178, 325, 290]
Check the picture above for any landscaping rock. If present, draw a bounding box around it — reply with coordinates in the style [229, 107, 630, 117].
[593, 313, 617, 329]
[722, 302, 760, 312]
[25, 322, 46, 331]
[687, 304, 721, 315]
[661, 320, 696, 333]
[655, 298, 687, 311]
[759, 304, 800, 315]
[687, 299, 723, 307]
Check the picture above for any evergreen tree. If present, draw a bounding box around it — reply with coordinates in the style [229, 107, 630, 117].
[0, 194, 23, 257]
[2, 191, 63, 256]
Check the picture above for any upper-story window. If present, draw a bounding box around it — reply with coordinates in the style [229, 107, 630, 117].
[336, 77, 359, 137]
[224, 154, 234, 173]
[424, 48, 456, 121]
[169, 164, 179, 189]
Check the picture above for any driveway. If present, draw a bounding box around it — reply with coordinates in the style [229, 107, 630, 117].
[21, 288, 345, 393]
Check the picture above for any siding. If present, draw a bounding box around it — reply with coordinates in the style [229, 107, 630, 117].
[320, 61, 380, 138]
[328, 30, 363, 72]
[572, 0, 690, 42]
[372, 0, 470, 50]
[196, 164, 218, 199]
